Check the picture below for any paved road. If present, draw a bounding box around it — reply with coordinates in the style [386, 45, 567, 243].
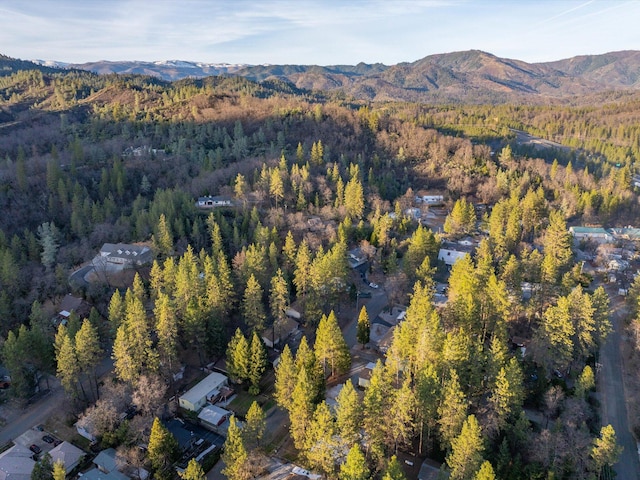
[68, 264, 94, 289]
[343, 287, 388, 349]
[0, 356, 114, 446]
[600, 284, 640, 479]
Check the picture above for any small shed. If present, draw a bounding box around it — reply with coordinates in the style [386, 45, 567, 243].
[198, 405, 232, 431]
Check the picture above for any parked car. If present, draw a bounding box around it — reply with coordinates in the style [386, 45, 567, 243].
[29, 444, 41, 454]
[358, 291, 372, 298]
[42, 435, 54, 444]
[368, 282, 379, 289]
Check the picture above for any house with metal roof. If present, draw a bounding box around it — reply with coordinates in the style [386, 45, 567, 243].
[196, 196, 234, 208]
[568, 227, 614, 244]
[178, 372, 228, 412]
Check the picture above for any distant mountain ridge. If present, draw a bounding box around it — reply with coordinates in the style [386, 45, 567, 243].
[3, 50, 640, 102]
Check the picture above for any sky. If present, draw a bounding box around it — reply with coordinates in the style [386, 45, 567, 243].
[1, 0, 639, 66]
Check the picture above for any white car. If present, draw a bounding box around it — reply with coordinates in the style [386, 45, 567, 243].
[369, 282, 379, 289]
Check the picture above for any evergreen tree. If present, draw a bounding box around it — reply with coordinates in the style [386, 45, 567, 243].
[222, 416, 250, 480]
[31, 453, 53, 480]
[591, 286, 612, 347]
[304, 401, 338, 477]
[590, 424, 622, 477]
[335, 380, 362, 448]
[147, 417, 179, 473]
[382, 456, 406, 480]
[270, 168, 284, 208]
[132, 272, 146, 302]
[488, 358, 524, 432]
[289, 366, 316, 450]
[339, 444, 369, 480]
[154, 213, 174, 257]
[112, 295, 158, 384]
[37, 222, 59, 270]
[447, 415, 484, 480]
[314, 311, 351, 377]
[52, 460, 66, 480]
[269, 269, 289, 345]
[56, 331, 79, 397]
[444, 198, 476, 237]
[344, 177, 365, 219]
[242, 274, 266, 332]
[282, 231, 297, 274]
[74, 319, 103, 400]
[243, 401, 266, 450]
[404, 225, 439, 278]
[575, 365, 595, 398]
[227, 329, 250, 383]
[356, 306, 370, 347]
[362, 361, 389, 464]
[387, 378, 416, 454]
[295, 336, 325, 403]
[155, 292, 178, 376]
[473, 461, 496, 480]
[274, 344, 296, 410]
[179, 459, 206, 480]
[438, 370, 468, 451]
[541, 210, 572, 284]
[248, 331, 268, 394]
[294, 240, 312, 299]
[415, 364, 440, 455]
[533, 296, 574, 373]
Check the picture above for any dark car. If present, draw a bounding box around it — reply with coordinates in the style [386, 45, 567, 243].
[42, 435, 55, 444]
[29, 444, 41, 454]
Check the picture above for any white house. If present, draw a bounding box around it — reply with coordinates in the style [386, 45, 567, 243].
[179, 372, 228, 412]
[415, 194, 445, 206]
[196, 196, 234, 208]
[438, 248, 469, 267]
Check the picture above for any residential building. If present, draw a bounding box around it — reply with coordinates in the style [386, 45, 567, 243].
[99, 243, 153, 267]
[568, 227, 614, 244]
[178, 372, 229, 412]
[358, 362, 377, 388]
[49, 441, 85, 475]
[415, 193, 445, 206]
[438, 243, 472, 267]
[262, 316, 300, 349]
[347, 247, 367, 269]
[196, 196, 234, 208]
[0, 445, 36, 480]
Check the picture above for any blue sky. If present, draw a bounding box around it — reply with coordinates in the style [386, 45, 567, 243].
[1, 0, 638, 65]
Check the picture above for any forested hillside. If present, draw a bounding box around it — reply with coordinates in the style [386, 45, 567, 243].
[0, 63, 636, 479]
